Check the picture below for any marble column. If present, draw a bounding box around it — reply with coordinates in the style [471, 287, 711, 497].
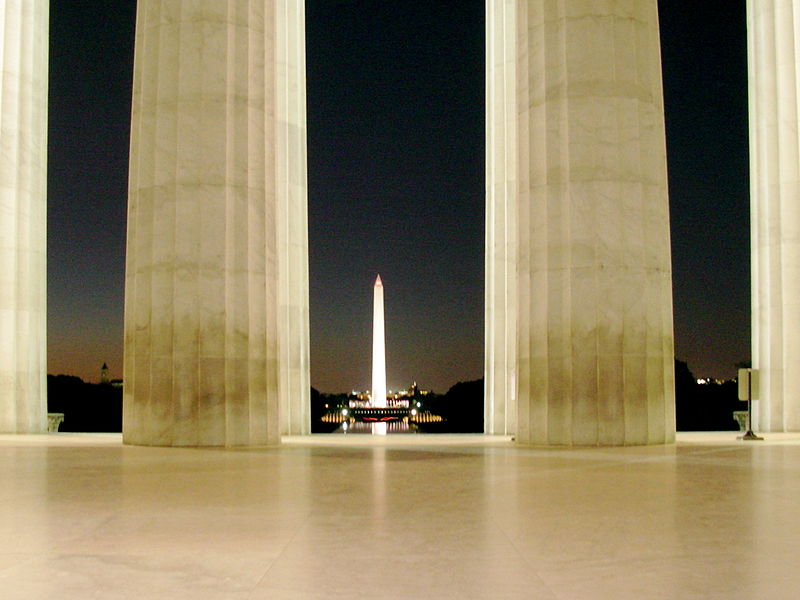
[123, 0, 309, 446]
[276, 0, 310, 435]
[485, 0, 517, 435]
[514, 0, 675, 445]
[0, 1, 48, 433]
[748, 0, 800, 431]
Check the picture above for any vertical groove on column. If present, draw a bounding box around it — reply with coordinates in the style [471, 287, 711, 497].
[223, 0, 237, 445]
[763, 0, 782, 430]
[515, 0, 531, 442]
[9, 0, 24, 428]
[770, 0, 785, 431]
[486, 0, 493, 435]
[770, 0, 785, 430]
[276, 0, 288, 434]
[558, 0, 574, 446]
[777, 0, 799, 431]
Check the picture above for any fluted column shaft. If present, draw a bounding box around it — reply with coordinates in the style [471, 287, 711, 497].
[485, 0, 517, 435]
[124, 0, 309, 446]
[0, 1, 48, 433]
[276, 0, 310, 435]
[748, 0, 800, 431]
[515, 0, 675, 445]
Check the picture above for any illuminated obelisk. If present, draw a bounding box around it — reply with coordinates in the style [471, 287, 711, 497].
[371, 275, 387, 408]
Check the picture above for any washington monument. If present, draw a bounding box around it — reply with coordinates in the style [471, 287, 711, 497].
[371, 275, 387, 408]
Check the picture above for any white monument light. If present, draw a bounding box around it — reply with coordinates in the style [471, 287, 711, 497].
[371, 275, 387, 408]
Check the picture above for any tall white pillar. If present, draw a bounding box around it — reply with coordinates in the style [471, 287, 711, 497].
[0, 1, 48, 433]
[485, 0, 517, 435]
[371, 275, 387, 409]
[514, 0, 675, 445]
[277, 0, 310, 435]
[748, 0, 800, 431]
[123, 0, 309, 446]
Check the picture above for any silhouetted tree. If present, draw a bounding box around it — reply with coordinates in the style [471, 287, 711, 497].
[310, 388, 348, 433]
[48, 374, 122, 432]
[674, 360, 745, 431]
[417, 378, 483, 433]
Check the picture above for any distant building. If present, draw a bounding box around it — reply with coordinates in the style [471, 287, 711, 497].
[348, 382, 430, 409]
[100, 363, 109, 384]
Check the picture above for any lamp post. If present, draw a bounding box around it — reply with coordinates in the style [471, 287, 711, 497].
[738, 368, 763, 441]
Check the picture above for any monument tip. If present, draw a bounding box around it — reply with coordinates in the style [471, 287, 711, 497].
[375, 274, 382, 286]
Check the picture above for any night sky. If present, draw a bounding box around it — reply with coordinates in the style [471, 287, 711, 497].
[46, 0, 750, 392]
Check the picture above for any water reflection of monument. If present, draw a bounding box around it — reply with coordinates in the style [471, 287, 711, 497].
[341, 421, 407, 434]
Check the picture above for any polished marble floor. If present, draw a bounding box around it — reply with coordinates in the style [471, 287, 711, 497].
[1, 432, 799, 599]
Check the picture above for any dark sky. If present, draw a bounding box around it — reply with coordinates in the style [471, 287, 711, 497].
[47, 0, 750, 391]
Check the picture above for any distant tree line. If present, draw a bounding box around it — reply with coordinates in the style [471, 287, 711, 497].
[47, 374, 122, 432]
[313, 363, 746, 434]
[415, 379, 484, 433]
[47, 361, 745, 434]
[674, 360, 745, 431]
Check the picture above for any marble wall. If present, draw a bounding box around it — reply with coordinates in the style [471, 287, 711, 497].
[123, 0, 309, 446]
[512, 0, 676, 445]
[0, 1, 48, 433]
[748, 0, 800, 431]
